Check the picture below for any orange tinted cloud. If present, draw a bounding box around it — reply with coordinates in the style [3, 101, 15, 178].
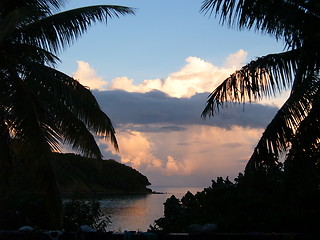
[102, 124, 264, 185]
[108, 50, 248, 98]
[73, 61, 107, 90]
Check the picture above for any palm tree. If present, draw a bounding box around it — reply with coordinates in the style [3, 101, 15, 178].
[200, 0, 320, 177]
[0, 0, 134, 228]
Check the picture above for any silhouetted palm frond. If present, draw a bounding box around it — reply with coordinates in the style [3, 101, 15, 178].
[202, 50, 300, 117]
[17, 5, 135, 53]
[0, 0, 133, 228]
[201, 0, 320, 49]
[201, 0, 320, 173]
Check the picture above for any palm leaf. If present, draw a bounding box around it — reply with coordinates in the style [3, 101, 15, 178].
[3, 72, 62, 228]
[1, 0, 132, 228]
[24, 72, 104, 158]
[201, 0, 320, 49]
[17, 5, 135, 53]
[0, 0, 65, 10]
[26, 64, 118, 152]
[284, 92, 320, 174]
[245, 74, 320, 172]
[7, 43, 60, 66]
[202, 49, 301, 117]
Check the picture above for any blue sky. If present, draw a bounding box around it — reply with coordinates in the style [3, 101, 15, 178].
[58, 1, 287, 187]
[59, 0, 284, 82]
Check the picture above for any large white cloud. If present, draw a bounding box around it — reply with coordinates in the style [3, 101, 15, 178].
[72, 61, 108, 90]
[72, 50, 287, 107]
[108, 51, 247, 98]
[72, 49, 248, 98]
[222, 49, 248, 68]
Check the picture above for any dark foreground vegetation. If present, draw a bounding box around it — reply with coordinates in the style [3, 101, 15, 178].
[148, 0, 314, 235]
[0, 198, 108, 232]
[0, 153, 151, 230]
[152, 166, 320, 233]
[0, 0, 134, 228]
[1, 0, 320, 234]
[0, 231, 317, 240]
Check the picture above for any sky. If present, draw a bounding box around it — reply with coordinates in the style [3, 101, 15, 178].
[57, 0, 288, 187]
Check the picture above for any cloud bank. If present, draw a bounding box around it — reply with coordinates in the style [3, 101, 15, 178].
[74, 49, 247, 98]
[94, 90, 277, 130]
[108, 53, 244, 98]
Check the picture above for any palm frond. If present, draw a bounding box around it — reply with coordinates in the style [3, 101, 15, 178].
[201, 0, 320, 49]
[55, 109, 103, 159]
[2, 71, 62, 227]
[284, 92, 320, 186]
[18, 5, 135, 53]
[202, 49, 301, 117]
[0, 0, 65, 11]
[245, 74, 320, 172]
[24, 70, 104, 158]
[31, 0, 67, 11]
[26, 64, 118, 152]
[10, 43, 60, 66]
[0, 6, 42, 45]
[0, 0, 133, 228]
[6, 72, 61, 151]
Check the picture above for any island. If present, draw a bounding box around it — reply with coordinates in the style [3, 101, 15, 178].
[54, 153, 152, 196]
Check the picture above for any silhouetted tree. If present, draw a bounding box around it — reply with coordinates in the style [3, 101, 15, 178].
[201, 0, 320, 179]
[0, 0, 134, 228]
[152, 173, 320, 232]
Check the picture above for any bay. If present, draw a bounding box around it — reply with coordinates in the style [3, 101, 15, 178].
[100, 186, 204, 232]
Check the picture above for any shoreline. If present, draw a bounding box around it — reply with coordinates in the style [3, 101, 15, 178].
[60, 187, 167, 198]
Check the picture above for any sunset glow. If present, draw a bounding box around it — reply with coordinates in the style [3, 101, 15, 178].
[59, 0, 284, 187]
[71, 51, 280, 186]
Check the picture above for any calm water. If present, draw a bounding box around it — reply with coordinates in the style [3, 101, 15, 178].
[100, 186, 204, 232]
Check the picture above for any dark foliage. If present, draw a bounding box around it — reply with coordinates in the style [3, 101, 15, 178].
[0, 0, 134, 228]
[63, 199, 110, 232]
[0, 196, 109, 231]
[152, 169, 320, 233]
[201, 0, 320, 175]
[0, 153, 150, 230]
[55, 153, 151, 195]
[0, 193, 50, 230]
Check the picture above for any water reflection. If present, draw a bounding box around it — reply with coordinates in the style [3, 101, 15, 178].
[100, 187, 204, 232]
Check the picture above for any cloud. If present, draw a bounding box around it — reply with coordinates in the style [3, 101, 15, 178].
[93, 89, 278, 186]
[69, 50, 288, 187]
[222, 49, 248, 68]
[105, 130, 162, 172]
[72, 61, 108, 90]
[108, 50, 248, 98]
[100, 129, 188, 177]
[165, 156, 185, 176]
[93, 90, 278, 130]
[101, 125, 263, 186]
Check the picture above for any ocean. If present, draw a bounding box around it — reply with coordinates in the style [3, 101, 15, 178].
[99, 186, 204, 232]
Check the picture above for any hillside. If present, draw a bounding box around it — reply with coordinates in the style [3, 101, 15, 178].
[54, 153, 152, 195]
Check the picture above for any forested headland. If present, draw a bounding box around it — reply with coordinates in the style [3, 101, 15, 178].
[55, 153, 152, 195]
[9, 153, 152, 197]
